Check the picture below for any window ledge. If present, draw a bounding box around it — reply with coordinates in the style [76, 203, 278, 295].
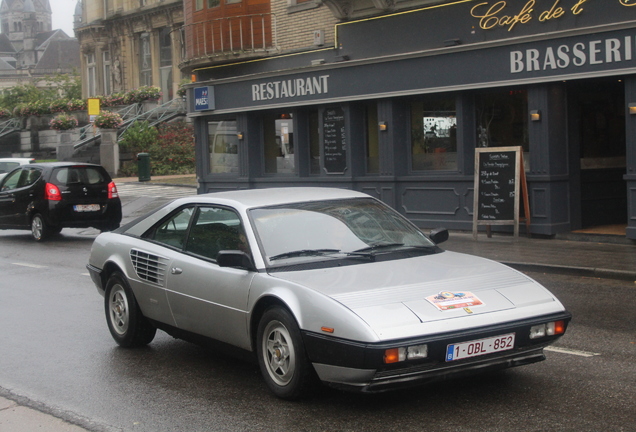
[288, 0, 322, 14]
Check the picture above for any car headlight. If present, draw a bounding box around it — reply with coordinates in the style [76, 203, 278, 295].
[384, 344, 428, 364]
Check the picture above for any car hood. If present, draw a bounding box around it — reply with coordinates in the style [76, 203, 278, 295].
[269, 251, 564, 339]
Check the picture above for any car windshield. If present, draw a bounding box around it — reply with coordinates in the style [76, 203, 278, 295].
[250, 198, 436, 265]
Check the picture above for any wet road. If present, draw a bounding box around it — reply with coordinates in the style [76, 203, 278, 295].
[0, 190, 634, 431]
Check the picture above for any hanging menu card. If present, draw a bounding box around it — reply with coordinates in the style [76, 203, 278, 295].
[323, 107, 347, 174]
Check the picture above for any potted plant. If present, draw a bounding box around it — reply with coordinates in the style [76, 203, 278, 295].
[49, 113, 78, 131]
[136, 85, 162, 102]
[93, 111, 123, 130]
[49, 113, 79, 161]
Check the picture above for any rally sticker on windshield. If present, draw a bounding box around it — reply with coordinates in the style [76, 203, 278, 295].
[426, 291, 484, 312]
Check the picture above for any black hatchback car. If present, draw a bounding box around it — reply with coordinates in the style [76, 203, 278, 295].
[0, 162, 122, 241]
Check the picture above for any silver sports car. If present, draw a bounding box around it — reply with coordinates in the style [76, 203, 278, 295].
[87, 187, 571, 399]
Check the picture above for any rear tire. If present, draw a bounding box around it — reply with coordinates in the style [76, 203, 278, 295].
[256, 306, 316, 399]
[105, 271, 156, 347]
[31, 213, 49, 242]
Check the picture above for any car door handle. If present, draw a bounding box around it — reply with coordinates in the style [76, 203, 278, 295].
[171, 267, 183, 275]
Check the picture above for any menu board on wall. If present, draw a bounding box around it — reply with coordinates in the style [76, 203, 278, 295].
[473, 146, 530, 239]
[322, 107, 347, 174]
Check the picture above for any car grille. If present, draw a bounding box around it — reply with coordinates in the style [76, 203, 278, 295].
[130, 249, 168, 286]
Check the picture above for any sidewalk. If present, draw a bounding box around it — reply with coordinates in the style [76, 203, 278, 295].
[443, 231, 636, 281]
[0, 396, 89, 432]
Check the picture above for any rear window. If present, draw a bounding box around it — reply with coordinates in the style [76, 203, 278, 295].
[52, 167, 109, 186]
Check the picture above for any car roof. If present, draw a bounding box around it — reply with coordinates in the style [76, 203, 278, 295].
[27, 162, 103, 168]
[183, 187, 371, 210]
[122, 187, 374, 247]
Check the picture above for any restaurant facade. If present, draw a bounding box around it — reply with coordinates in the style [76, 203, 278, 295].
[185, 0, 636, 240]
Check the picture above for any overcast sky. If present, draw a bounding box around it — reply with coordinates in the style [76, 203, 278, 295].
[50, 0, 77, 36]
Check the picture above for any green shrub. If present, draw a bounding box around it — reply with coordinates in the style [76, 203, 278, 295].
[119, 121, 158, 154]
[118, 120, 195, 177]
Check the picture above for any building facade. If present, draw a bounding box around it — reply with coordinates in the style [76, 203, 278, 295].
[184, 0, 636, 240]
[75, 0, 185, 101]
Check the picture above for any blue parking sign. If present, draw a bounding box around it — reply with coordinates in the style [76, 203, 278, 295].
[194, 86, 214, 111]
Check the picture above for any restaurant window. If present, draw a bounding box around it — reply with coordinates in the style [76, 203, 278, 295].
[207, 0, 220, 7]
[208, 120, 238, 174]
[309, 110, 320, 174]
[411, 95, 457, 171]
[195, 0, 204, 10]
[475, 89, 529, 153]
[264, 113, 295, 174]
[365, 103, 379, 174]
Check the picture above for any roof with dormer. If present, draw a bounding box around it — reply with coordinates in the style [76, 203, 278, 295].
[35, 38, 79, 71]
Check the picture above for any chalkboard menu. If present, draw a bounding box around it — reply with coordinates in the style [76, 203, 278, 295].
[323, 107, 347, 174]
[476, 150, 517, 221]
[473, 146, 529, 239]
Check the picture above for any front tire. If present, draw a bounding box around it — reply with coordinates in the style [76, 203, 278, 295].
[31, 213, 49, 241]
[105, 272, 156, 347]
[256, 306, 315, 399]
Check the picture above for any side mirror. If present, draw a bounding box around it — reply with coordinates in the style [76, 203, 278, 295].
[429, 228, 449, 244]
[217, 250, 255, 271]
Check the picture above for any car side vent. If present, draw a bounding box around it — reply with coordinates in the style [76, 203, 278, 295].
[130, 249, 168, 286]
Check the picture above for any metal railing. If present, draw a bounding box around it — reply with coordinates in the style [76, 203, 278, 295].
[74, 103, 143, 149]
[0, 118, 22, 138]
[180, 13, 278, 62]
[117, 98, 186, 136]
[73, 98, 186, 151]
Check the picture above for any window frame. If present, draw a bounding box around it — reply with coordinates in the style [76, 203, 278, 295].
[262, 112, 297, 176]
[408, 93, 459, 173]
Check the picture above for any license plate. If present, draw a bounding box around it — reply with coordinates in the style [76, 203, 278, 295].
[446, 333, 515, 361]
[74, 204, 100, 212]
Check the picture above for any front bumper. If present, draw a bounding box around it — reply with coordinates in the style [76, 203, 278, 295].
[302, 311, 571, 393]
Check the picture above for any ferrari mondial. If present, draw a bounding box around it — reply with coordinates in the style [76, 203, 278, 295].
[87, 187, 571, 399]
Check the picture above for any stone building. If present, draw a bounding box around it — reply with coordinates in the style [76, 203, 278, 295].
[74, 0, 185, 101]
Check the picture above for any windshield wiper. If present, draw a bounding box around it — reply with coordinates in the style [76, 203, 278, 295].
[346, 243, 438, 259]
[269, 249, 341, 261]
[351, 243, 405, 254]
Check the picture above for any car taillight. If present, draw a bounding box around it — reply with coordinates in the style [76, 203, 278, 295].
[108, 181, 119, 199]
[44, 183, 62, 201]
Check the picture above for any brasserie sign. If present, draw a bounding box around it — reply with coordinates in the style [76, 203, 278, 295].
[510, 35, 635, 73]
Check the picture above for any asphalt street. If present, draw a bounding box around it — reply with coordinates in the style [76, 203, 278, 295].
[0, 184, 636, 432]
